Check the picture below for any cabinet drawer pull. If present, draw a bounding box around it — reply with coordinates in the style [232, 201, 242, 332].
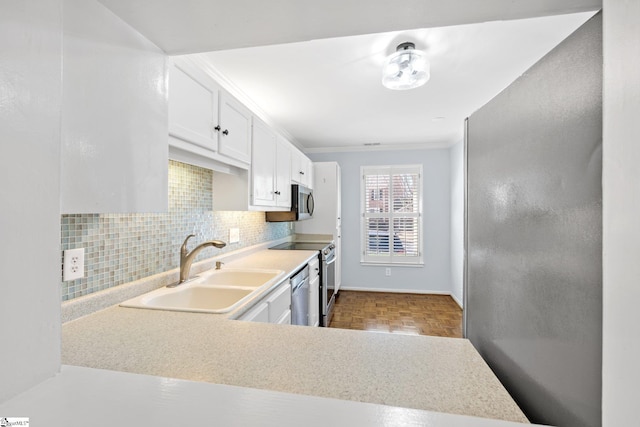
[274, 190, 281, 195]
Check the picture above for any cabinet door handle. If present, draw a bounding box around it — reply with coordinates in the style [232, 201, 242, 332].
[222, 129, 229, 135]
[274, 191, 281, 195]
[299, 171, 305, 175]
[214, 125, 221, 132]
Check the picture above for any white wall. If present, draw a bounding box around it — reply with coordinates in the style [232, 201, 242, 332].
[0, 0, 62, 402]
[449, 140, 464, 307]
[602, 1, 640, 425]
[309, 149, 452, 294]
[61, 0, 168, 214]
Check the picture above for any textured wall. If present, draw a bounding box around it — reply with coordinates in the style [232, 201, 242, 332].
[466, 13, 602, 427]
[61, 160, 292, 300]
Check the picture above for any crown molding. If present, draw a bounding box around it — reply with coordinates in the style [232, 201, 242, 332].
[304, 140, 459, 154]
[179, 54, 306, 151]
[170, 55, 463, 155]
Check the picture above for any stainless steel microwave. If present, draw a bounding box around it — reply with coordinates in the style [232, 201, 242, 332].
[265, 184, 315, 222]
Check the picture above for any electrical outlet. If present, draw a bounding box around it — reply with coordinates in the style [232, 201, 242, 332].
[63, 248, 85, 281]
[229, 228, 240, 244]
[385, 268, 391, 277]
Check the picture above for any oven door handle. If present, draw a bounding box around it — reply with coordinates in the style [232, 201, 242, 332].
[325, 255, 337, 265]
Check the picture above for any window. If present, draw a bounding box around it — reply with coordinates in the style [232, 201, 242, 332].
[361, 165, 423, 265]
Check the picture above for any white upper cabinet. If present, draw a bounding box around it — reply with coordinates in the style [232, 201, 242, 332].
[169, 60, 219, 152]
[61, 0, 168, 214]
[291, 148, 314, 189]
[168, 58, 251, 169]
[218, 93, 252, 164]
[251, 118, 277, 207]
[251, 118, 292, 209]
[275, 136, 292, 208]
[168, 57, 309, 212]
[305, 156, 314, 189]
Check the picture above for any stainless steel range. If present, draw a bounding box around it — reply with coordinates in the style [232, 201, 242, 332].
[269, 241, 336, 327]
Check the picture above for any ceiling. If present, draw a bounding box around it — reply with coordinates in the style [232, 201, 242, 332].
[98, 1, 600, 152]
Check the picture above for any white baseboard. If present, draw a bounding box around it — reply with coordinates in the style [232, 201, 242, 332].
[337, 286, 464, 308]
[450, 293, 464, 309]
[338, 286, 451, 296]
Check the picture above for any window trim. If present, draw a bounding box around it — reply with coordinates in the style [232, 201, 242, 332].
[360, 164, 423, 266]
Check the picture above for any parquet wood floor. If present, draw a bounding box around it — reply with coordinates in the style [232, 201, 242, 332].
[329, 291, 463, 338]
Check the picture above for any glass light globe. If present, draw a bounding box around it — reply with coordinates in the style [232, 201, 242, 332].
[382, 42, 430, 90]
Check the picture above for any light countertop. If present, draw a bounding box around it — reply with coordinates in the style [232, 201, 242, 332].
[61, 249, 529, 424]
[0, 365, 541, 427]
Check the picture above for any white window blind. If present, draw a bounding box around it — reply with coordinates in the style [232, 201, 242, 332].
[361, 165, 423, 265]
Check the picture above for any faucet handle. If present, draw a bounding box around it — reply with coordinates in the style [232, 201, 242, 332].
[215, 260, 225, 270]
[181, 234, 196, 253]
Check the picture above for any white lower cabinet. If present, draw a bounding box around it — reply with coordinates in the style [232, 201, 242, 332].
[266, 281, 291, 323]
[308, 257, 320, 327]
[238, 281, 291, 325]
[309, 276, 320, 327]
[240, 301, 269, 323]
[275, 310, 292, 325]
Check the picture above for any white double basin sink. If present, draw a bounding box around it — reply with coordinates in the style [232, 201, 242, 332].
[120, 268, 285, 314]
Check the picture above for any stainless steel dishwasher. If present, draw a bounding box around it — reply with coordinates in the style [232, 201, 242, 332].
[290, 265, 309, 326]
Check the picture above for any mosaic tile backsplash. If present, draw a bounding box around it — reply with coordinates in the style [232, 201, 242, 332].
[61, 160, 292, 301]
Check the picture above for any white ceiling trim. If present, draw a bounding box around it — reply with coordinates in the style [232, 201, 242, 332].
[183, 54, 305, 150]
[304, 140, 457, 154]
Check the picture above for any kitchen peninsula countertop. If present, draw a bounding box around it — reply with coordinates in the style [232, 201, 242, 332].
[62, 250, 528, 424]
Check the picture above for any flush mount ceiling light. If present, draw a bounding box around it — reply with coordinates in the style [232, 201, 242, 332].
[382, 42, 430, 90]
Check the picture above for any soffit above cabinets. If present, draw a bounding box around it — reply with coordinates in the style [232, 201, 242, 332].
[98, 0, 601, 54]
[98, 1, 600, 152]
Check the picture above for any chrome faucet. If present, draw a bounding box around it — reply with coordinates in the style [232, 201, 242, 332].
[178, 234, 226, 285]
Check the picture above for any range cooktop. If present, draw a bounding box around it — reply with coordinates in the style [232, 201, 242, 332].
[269, 242, 330, 251]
